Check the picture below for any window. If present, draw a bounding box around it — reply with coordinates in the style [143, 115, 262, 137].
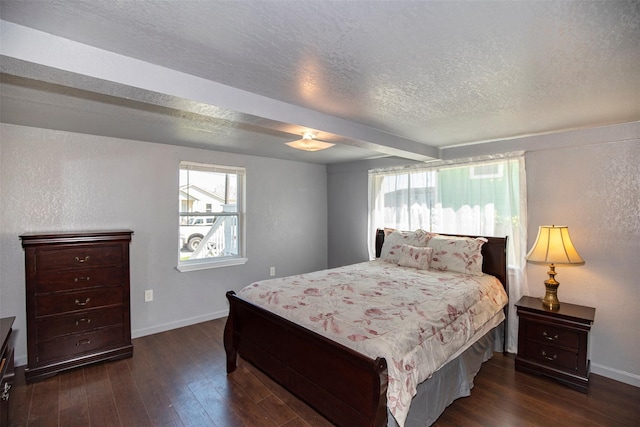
[369, 159, 520, 243]
[178, 161, 246, 272]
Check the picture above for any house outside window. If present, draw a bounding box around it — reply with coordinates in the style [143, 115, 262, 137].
[178, 161, 247, 272]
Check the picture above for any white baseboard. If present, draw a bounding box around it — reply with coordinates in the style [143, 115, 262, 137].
[591, 362, 640, 388]
[131, 308, 229, 339]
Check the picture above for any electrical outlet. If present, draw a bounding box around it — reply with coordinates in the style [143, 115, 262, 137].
[270, 266, 275, 276]
[144, 289, 153, 302]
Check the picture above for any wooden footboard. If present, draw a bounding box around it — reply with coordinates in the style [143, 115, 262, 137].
[224, 291, 388, 427]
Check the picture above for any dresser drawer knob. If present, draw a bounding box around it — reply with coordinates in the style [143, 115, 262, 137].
[542, 331, 559, 341]
[76, 339, 92, 346]
[74, 276, 91, 282]
[75, 318, 92, 326]
[75, 298, 91, 306]
[541, 350, 558, 361]
[74, 256, 90, 263]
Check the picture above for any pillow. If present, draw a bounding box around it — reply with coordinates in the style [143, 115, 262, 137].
[427, 235, 487, 275]
[380, 229, 434, 263]
[397, 245, 433, 270]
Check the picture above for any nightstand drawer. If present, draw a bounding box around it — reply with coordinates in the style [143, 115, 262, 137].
[36, 327, 125, 363]
[36, 266, 124, 293]
[36, 307, 124, 340]
[524, 340, 578, 371]
[36, 287, 124, 317]
[36, 244, 124, 271]
[526, 322, 579, 350]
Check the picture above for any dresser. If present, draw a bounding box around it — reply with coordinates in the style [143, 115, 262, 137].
[20, 230, 133, 383]
[515, 296, 595, 393]
[0, 317, 15, 427]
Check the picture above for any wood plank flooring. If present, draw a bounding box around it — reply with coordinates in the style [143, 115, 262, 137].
[9, 317, 639, 426]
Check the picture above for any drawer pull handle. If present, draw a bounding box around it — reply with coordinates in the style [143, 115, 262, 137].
[1, 383, 10, 401]
[542, 331, 559, 341]
[75, 298, 91, 306]
[74, 256, 90, 263]
[541, 350, 557, 361]
[75, 318, 91, 326]
[74, 276, 91, 282]
[76, 339, 92, 346]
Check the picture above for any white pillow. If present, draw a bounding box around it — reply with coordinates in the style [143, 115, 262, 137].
[398, 245, 433, 270]
[427, 235, 487, 275]
[380, 229, 434, 263]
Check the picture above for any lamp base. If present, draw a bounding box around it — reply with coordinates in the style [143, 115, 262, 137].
[541, 264, 560, 310]
[541, 287, 560, 310]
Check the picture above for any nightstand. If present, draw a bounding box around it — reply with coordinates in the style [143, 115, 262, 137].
[1, 317, 15, 427]
[515, 296, 595, 393]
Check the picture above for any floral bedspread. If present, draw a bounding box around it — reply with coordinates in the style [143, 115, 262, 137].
[237, 260, 508, 427]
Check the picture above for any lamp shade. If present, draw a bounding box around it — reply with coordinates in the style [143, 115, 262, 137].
[526, 225, 585, 265]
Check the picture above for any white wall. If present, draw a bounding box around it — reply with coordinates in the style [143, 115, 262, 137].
[526, 140, 639, 385]
[327, 123, 640, 387]
[327, 164, 369, 267]
[0, 123, 328, 366]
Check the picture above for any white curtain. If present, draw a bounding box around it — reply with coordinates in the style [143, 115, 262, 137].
[368, 152, 528, 353]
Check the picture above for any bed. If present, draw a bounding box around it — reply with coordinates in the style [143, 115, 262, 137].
[224, 230, 508, 427]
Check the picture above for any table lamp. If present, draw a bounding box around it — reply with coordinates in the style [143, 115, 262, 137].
[526, 225, 585, 309]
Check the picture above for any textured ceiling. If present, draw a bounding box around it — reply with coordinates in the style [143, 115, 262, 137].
[1, 0, 639, 164]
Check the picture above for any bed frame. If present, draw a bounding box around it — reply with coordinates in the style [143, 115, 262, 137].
[224, 231, 508, 427]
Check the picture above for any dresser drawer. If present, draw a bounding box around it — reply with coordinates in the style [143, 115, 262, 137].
[35, 266, 124, 293]
[36, 287, 124, 317]
[526, 322, 579, 350]
[36, 244, 124, 271]
[36, 307, 124, 340]
[523, 340, 578, 371]
[36, 327, 125, 363]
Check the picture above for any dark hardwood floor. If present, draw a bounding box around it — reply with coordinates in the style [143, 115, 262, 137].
[9, 317, 639, 426]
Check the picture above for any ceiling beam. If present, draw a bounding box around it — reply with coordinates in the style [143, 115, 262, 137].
[0, 20, 439, 162]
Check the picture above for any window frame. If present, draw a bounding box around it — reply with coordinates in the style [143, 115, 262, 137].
[177, 161, 247, 272]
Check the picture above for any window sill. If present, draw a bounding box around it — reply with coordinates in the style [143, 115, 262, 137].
[176, 257, 248, 272]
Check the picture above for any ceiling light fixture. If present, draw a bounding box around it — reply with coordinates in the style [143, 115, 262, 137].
[285, 132, 335, 152]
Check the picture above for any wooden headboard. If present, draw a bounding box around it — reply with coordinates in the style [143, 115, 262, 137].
[375, 229, 509, 292]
